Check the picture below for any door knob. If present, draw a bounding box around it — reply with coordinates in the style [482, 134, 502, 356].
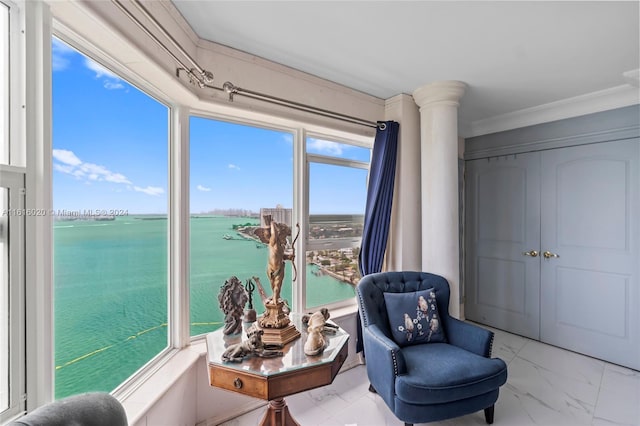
[522, 250, 538, 257]
[543, 251, 559, 259]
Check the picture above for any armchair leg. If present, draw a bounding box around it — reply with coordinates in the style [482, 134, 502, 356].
[404, 423, 413, 426]
[368, 384, 377, 394]
[484, 405, 495, 424]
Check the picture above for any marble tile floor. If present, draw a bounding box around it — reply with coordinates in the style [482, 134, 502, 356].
[218, 325, 640, 426]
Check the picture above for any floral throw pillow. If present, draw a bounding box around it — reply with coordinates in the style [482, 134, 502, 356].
[383, 288, 446, 347]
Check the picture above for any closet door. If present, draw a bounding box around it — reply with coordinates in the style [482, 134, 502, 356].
[540, 139, 640, 370]
[465, 152, 541, 339]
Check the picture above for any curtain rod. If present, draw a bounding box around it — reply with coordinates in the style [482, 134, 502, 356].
[111, 0, 383, 130]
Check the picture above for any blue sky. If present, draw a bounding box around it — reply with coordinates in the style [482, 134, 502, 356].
[52, 38, 370, 215]
[52, 38, 168, 214]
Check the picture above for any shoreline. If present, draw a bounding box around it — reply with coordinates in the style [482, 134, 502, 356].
[317, 266, 358, 287]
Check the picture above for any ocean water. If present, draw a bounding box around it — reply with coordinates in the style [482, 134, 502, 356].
[53, 216, 355, 398]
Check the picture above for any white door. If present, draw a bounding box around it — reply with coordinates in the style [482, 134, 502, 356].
[465, 152, 541, 340]
[540, 139, 640, 370]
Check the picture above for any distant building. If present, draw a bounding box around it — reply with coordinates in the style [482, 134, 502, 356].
[260, 205, 292, 227]
[338, 248, 354, 256]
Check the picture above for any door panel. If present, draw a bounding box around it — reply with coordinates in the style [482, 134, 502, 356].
[554, 268, 629, 338]
[465, 153, 541, 339]
[540, 139, 639, 370]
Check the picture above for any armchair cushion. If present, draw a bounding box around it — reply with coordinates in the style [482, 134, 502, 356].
[384, 288, 446, 346]
[396, 343, 507, 405]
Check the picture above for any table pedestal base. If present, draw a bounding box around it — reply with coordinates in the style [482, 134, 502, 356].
[259, 397, 300, 426]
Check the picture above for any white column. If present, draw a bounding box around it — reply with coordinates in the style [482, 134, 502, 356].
[412, 81, 466, 318]
[384, 94, 421, 271]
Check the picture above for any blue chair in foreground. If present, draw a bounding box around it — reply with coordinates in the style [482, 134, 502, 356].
[356, 271, 507, 425]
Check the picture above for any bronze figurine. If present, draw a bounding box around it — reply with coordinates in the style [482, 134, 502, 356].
[218, 276, 248, 335]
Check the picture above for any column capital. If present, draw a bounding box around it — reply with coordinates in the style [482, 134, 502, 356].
[412, 80, 466, 110]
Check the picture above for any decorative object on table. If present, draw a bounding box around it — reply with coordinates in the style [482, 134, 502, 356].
[244, 278, 257, 323]
[303, 308, 331, 355]
[254, 276, 290, 315]
[253, 215, 301, 345]
[221, 326, 284, 363]
[302, 308, 338, 335]
[218, 276, 248, 335]
[254, 274, 269, 306]
[304, 323, 327, 356]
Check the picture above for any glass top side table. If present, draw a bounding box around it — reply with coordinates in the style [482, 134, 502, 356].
[206, 314, 349, 426]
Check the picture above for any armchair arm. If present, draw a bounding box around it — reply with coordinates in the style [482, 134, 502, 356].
[9, 392, 127, 426]
[363, 324, 406, 408]
[446, 318, 494, 357]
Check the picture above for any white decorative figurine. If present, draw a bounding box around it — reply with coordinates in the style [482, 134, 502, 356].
[303, 308, 332, 356]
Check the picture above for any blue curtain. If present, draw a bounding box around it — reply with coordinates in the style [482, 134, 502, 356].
[357, 120, 399, 353]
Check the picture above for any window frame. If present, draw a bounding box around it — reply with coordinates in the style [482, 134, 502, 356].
[2, 0, 24, 168]
[0, 1, 8, 164]
[1, 0, 27, 422]
[49, 31, 178, 400]
[186, 110, 299, 339]
[301, 131, 372, 312]
[185, 113, 373, 334]
[0, 169, 26, 423]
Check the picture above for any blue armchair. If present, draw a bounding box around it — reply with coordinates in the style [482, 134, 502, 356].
[356, 271, 507, 426]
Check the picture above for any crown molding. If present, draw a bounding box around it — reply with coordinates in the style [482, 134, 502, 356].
[465, 84, 640, 138]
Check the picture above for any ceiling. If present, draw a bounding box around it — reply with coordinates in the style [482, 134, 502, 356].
[171, 1, 639, 130]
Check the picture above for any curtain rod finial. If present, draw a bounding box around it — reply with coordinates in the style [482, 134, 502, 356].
[201, 70, 214, 84]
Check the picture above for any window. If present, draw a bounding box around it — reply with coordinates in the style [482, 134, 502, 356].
[305, 137, 370, 309]
[0, 171, 25, 421]
[1, 1, 26, 422]
[0, 2, 7, 164]
[188, 119, 373, 336]
[0, 2, 9, 408]
[189, 117, 293, 337]
[51, 38, 169, 398]
[0, 188, 7, 415]
[1, 0, 22, 169]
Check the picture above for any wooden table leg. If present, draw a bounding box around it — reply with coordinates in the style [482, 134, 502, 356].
[259, 397, 300, 426]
